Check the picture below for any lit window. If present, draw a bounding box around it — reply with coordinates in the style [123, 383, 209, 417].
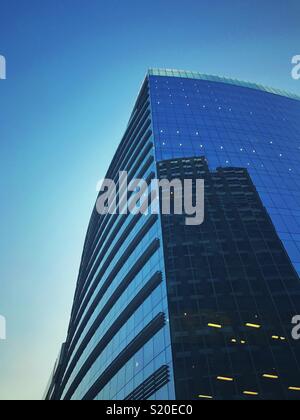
[263, 374, 279, 380]
[243, 391, 258, 396]
[217, 376, 234, 382]
[246, 323, 261, 329]
[208, 323, 222, 329]
[289, 387, 300, 392]
[199, 395, 213, 400]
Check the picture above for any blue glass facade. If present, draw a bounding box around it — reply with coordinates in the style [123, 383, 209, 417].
[149, 69, 300, 276]
[46, 69, 300, 401]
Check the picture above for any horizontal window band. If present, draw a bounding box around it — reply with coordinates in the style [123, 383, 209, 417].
[70, 171, 156, 337]
[61, 237, 160, 388]
[59, 268, 162, 394]
[85, 151, 155, 281]
[73, 122, 152, 301]
[101, 112, 151, 211]
[84, 130, 153, 274]
[104, 98, 150, 186]
[110, 105, 151, 175]
[61, 272, 163, 400]
[128, 80, 149, 123]
[57, 85, 153, 400]
[44, 343, 68, 400]
[56, 90, 153, 387]
[108, 102, 150, 182]
[72, 140, 154, 313]
[67, 215, 158, 341]
[72, 161, 155, 320]
[126, 375, 169, 401]
[81, 312, 166, 401]
[124, 365, 170, 401]
[73, 110, 152, 296]
[129, 144, 154, 186]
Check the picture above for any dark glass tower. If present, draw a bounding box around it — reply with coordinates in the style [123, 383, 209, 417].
[46, 69, 300, 401]
[158, 157, 300, 400]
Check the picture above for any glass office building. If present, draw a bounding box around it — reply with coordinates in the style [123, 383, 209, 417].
[46, 69, 300, 400]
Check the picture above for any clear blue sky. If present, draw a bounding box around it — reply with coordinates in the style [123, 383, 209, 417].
[0, 0, 299, 400]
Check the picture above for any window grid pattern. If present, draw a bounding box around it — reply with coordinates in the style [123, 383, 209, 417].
[150, 74, 300, 275]
[158, 157, 300, 400]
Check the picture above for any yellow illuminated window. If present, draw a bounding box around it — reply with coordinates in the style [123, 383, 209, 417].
[199, 395, 213, 399]
[208, 323, 222, 329]
[263, 374, 279, 380]
[217, 376, 234, 382]
[272, 335, 286, 341]
[289, 387, 300, 392]
[231, 338, 246, 344]
[246, 323, 261, 329]
[243, 391, 259, 396]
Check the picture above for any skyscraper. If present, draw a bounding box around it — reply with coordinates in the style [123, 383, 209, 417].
[46, 69, 300, 400]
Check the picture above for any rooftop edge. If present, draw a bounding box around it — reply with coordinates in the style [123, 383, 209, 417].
[148, 68, 300, 102]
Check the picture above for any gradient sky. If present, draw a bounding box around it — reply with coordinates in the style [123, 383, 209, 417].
[0, 0, 300, 400]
